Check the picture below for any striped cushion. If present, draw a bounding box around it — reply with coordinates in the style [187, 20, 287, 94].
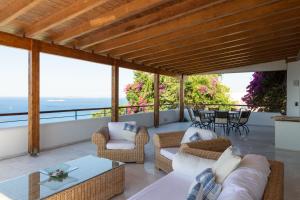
[187, 168, 222, 200]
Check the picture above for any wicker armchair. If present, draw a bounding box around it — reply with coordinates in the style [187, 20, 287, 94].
[153, 131, 231, 172]
[92, 126, 149, 163]
[180, 145, 284, 200]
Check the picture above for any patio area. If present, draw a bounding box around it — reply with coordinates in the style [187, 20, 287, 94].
[0, 122, 298, 200]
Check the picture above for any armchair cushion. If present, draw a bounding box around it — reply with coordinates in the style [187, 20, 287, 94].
[106, 139, 135, 150]
[160, 147, 179, 160]
[108, 121, 137, 141]
[181, 127, 217, 144]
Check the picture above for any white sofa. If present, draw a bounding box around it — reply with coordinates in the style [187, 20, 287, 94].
[128, 147, 284, 200]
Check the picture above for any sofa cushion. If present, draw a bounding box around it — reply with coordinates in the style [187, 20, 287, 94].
[186, 180, 203, 200]
[218, 154, 270, 200]
[108, 121, 137, 141]
[220, 167, 268, 200]
[172, 152, 215, 178]
[181, 127, 217, 144]
[217, 185, 253, 200]
[128, 171, 193, 200]
[239, 154, 270, 176]
[212, 146, 241, 183]
[160, 147, 179, 160]
[106, 139, 135, 150]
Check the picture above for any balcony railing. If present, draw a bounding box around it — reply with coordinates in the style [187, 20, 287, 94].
[0, 104, 178, 127]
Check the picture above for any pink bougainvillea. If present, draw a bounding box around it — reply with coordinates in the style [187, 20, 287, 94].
[198, 85, 208, 94]
[211, 78, 218, 87]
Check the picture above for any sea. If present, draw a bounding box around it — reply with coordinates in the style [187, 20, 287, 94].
[0, 97, 128, 128]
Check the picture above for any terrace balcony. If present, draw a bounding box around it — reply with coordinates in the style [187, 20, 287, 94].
[0, 0, 300, 200]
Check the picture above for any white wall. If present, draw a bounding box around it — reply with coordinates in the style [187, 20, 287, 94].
[0, 110, 179, 160]
[275, 121, 300, 151]
[247, 112, 279, 126]
[287, 60, 300, 116]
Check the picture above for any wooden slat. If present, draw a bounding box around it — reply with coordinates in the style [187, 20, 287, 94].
[77, 0, 221, 49]
[90, 0, 279, 53]
[154, 74, 160, 127]
[52, 0, 167, 44]
[170, 48, 298, 72]
[111, 63, 119, 122]
[165, 44, 300, 69]
[105, 0, 300, 57]
[179, 75, 185, 122]
[177, 53, 295, 74]
[25, 0, 109, 37]
[0, 31, 177, 76]
[28, 39, 40, 155]
[0, 0, 42, 26]
[132, 17, 300, 62]
[152, 33, 300, 67]
[144, 26, 300, 66]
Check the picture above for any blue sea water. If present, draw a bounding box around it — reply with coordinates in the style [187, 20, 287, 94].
[0, 97, 127, 128]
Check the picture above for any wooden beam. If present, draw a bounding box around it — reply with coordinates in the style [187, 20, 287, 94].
[133, 19, 300, 63]
[158, 37, 300, 69]
[104, 0, 300, 57]
[28, 39, 40, 155]
[0, 31, 177, 76]
[25, 0, 109, 37]
[0, 0, 42, 26]
[152, 34, 300, 67]
[173, 48, 297, 72]
[77, 0, 221, 49]
[179, 52, 297, 74]
[144, 27, 300, 66]
[154, 74, 160, 127]
[52, 0, 167, 44]
[111, 63, 119, 122]
[166, 44, 300, 69]
[91, 0, 282, 53]
[179, 74, 185, 122]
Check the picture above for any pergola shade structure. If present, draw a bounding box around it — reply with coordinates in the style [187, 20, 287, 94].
[0, 0, 299, 154]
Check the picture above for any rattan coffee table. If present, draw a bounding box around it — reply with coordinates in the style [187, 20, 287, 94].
[0, 155, 125, 200]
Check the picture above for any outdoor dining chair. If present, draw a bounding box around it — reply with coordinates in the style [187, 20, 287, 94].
[213, 111, 229, 135]
[230, 110, 251, 135]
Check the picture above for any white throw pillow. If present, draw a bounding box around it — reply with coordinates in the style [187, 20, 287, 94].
[221, 167, 268, 200]
[181, 127, 217, 144]
[239, 154, 270, 176]
[212, 146, 241, 183]
[172, 152, 215, 178]
[108, 121, 137, 141]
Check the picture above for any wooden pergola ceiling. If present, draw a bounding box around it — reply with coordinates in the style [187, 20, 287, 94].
[0, 0, 299, 75]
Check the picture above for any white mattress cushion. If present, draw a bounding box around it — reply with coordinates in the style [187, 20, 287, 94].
[128, 171, 193, 200]
[106, 139, 135, 150]
[108, 121, 137, 141]
[160, 147, 179, 160]
[172, 152, 215, 178]
[212, 146, 241, 183]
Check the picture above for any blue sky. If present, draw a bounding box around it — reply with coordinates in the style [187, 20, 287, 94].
[0, 45, 252, 101]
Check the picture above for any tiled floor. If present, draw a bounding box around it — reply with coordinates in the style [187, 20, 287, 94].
[0, 122, 299, 199]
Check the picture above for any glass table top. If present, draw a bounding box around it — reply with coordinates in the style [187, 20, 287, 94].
[0, 155, 124, 200]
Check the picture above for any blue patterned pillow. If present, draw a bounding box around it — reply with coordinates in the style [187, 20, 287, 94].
[187, 168, 222, 200]
[123, 122, 138, 133]
[189, 132, 202, 142]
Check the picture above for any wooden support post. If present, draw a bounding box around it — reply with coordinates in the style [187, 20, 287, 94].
[154, 74, 160, 127]
[179, 74, 185, 122]
[111, 63, 119, 122]
[28, 40, 40, 155]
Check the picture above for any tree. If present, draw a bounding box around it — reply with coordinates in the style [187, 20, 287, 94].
[242, 71, 286, 113]
[124, 71, 234, 114]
